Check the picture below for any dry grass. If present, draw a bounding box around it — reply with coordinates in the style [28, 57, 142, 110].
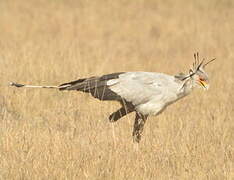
[0, 0, 233, 179]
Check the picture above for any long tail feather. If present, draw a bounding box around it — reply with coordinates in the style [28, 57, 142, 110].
[9, 82, 60, 89]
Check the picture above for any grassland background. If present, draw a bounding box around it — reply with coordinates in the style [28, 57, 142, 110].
[0, 0, 233, 179]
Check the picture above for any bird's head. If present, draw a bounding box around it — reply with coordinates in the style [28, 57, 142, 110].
[190, 66, 209, 90]
[178, 53, 215, 90]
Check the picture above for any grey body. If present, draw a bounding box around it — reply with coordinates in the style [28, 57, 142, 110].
[107, 72, 191, 115]
[10, 53, 214, 143]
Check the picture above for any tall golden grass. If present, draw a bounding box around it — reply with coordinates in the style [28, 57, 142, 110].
[0, 0, 233, 179]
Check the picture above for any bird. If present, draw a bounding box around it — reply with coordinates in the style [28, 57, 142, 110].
[10, 53, 215, 143]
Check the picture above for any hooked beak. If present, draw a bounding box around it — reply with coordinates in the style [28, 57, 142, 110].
[199, 79, 209, 90]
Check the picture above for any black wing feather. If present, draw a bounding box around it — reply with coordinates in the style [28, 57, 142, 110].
[59, 72, 124, 101]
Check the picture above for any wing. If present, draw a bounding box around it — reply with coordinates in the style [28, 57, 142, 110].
[59, 72, 125, 101]
[108, 72, 175, 106]
[58, 71, 177, 108]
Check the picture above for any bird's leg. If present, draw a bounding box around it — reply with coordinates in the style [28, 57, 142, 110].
[132, 113, 148, 143]
[109, 106, 132, 122]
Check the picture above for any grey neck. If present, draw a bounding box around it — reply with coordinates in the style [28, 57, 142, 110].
[178, 78, 195, 97]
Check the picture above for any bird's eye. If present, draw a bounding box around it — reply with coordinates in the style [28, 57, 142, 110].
[199, 77, 205, 81]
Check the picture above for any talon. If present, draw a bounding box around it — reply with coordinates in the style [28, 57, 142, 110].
[133, 133, 141, 143]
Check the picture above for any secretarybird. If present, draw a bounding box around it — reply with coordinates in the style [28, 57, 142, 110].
[10, 53, 215, 143]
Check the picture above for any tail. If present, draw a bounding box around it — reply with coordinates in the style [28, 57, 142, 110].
[9, 82, 70, 89]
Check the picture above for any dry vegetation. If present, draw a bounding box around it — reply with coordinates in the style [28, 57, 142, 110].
[0, 0, 233, 179]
